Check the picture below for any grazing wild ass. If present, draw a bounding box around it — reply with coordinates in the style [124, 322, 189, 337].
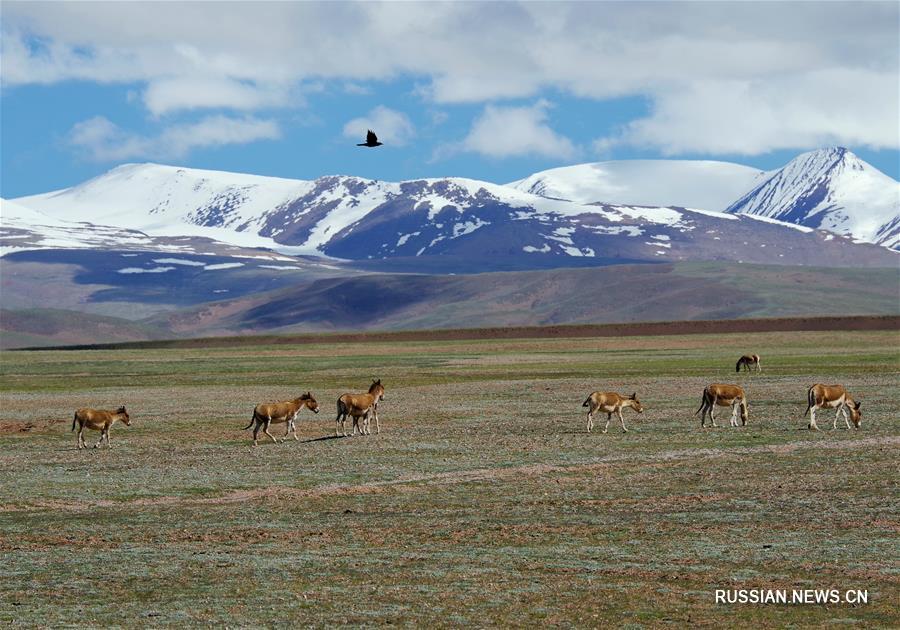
[243, 393, 319, 446]
[695, 384, 748, 427]
[803, 384, 861, 431]
[736, 354, 761, 373]
[582, 392, 643, 433]
[336, 379, 385, 436]
[72, 406, 130, 449]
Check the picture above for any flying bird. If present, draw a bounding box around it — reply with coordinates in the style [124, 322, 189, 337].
[357, 129, 383, 148]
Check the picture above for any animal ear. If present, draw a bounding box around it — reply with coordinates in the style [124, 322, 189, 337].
[630, 392, 636, 399]
[855, 401, 862, 409]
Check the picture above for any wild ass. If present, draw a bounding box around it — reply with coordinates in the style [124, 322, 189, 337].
[735, 354, 761, 373]
[695, 384, 748, 427]
[243, 393, 320, 446]
[582, 392, 643, 433]
[803, 384, 861, 431]
[336, 379, 385, 436]
[72, 406, 131, 449]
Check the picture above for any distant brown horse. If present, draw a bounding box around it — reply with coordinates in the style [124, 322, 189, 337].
[243, 393, 319, 446]
[735, 354, 761, 373]
[582, 392, 643, 433]
[695, 384, 748, 428]
[72, 406, 131, 449]
[336, 379, 385, 436]
[803, 384, 861, 431]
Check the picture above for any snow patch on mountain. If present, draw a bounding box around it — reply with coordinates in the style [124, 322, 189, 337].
[508, 159, 767, 210]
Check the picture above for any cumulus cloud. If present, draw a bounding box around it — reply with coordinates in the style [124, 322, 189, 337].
[68, 115, 280, 161]
[342, 106, 414, 146]
[143, 78, 293, 117]
[596, 69, 900, 156]
[3, 1, 898, 156]
[446, 101, 576, 160]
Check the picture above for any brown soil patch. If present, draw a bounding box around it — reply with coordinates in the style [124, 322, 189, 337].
[27, 315, 900, 351]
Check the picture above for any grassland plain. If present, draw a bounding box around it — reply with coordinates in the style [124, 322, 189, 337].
[0, 330, 897, 627]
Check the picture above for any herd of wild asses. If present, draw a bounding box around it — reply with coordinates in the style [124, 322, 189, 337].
[69, 355, 863, 449]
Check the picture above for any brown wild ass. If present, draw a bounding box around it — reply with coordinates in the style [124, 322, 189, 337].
[336, 379, 385, 436]
[582, 392, 643, 433]
[243, 393, 320, 446]
[72, 406, 131, 449]
[736, 354, 761, 373]
[695, 384, 748, 427]
[803, 384, 861, 431]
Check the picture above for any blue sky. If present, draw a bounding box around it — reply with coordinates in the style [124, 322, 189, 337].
[2, 2, 898, 198]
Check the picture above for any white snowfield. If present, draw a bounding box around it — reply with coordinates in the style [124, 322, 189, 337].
[508, 159, 769, 211]
[11, 164, 322, 256]
[0, 198, 156, 256]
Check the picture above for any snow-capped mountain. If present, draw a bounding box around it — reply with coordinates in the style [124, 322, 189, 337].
[8, 160, 897, 271]
[0, 197, 315, 262]
[508, 159, 768, 210]
[725, 148, 900, 249]
[1, 198, 158, 256]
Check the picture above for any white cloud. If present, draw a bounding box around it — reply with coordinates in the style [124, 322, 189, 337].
[68, 115, 280, 161]
[449, 101, 576, 160]
[342, 106, 414, 146]
[597, 69, 900, 155]
[3, 1, 898, 156]
[143, 78, 293, 117]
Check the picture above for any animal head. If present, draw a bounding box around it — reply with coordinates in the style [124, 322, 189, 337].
[848, 398, 862, 427]
[302, 391, 320, 414]
[369, 379, 385, 401]
[628, 393, 643, 413]
[116, 405, 131, 425]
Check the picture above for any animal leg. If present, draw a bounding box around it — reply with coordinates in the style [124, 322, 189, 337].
[291, 419, 299, 441]
[710, 400, 719, 427]
[602, 412, 611, 434]
[618, 409, 628, 433]
[77, 426, 84, 449]
[730, 402, 739, 427]
[94, 430, 104, 449]
[106, 430, 113, 448]
[263, 419, 278, 444]
[282, 420, 291, 442]
[586, 411, 594, 433]
[252, 421, 261, 446]
[842, 404, 852, 430]
[808, 406, 819, 431]
[373, 408, 380, 435]
[832, 405, 842, 431]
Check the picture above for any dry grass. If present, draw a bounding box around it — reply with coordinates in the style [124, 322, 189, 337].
[0, 330, 898, 626]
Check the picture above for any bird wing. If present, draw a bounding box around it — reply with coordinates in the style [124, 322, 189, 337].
[366, 130, 378, 144]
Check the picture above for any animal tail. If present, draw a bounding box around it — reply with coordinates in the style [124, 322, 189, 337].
[582, 396, 592, 408]
[803, 387, 814, 418]
[337, 398, 347, 415]
[242, 409, 258, 430]
[71, 412, 77, 432]
[694, 390, 708, 415]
